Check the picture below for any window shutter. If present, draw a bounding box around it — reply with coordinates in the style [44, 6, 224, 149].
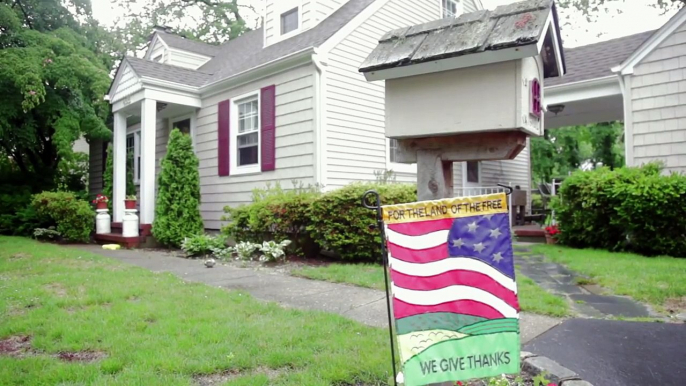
[217, 99, 231, 176]
[261, 85, 276, 172]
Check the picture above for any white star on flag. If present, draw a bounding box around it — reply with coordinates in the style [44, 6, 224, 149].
[473, 242, 485, 253]
[467, 221, 478, 233]
[452, 238, 465, 248]
[492, 252, 504, 263]
[490, 228, 502, 238]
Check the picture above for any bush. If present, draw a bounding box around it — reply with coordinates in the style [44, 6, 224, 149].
[153, 129, 204, 247]
[0, 185, 50, 236]
[308, 183, 416, 262]
[555, 163, 686, 257]
[222, 183, 320, 257]
[31, 191, 94, 242]
[180, 234, 226, 258]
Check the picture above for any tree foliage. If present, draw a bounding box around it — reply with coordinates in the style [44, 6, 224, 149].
[110, 0, 257, 57]
[0, 2, 111, 188]
[102, 144, 136, 211]
[531, 122, 624, 183]
[153, 129, 204, 247]
[557, 0, 684, 21]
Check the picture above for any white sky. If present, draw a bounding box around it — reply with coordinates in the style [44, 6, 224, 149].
[91, 0, 678, 48]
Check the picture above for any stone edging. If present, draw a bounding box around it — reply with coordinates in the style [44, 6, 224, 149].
[521, 351, 594, 386]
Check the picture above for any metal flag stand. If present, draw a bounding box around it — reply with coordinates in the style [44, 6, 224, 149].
[362, 190, 398, 386]
[362, 185, 513, 386]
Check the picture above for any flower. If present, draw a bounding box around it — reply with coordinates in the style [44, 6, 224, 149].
[92, 194, 109, 204]
[544, 224, 560, 236]
[29, 91, 36, 96]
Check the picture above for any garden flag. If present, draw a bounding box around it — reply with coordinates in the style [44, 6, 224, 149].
[382, 193, 520, 385]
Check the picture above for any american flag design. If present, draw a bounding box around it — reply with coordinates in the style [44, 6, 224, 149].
[383, 193, 520, 385]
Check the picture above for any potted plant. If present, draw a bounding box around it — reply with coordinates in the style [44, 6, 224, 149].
[92, 194, 109, 210]
[544, 224, 560, 245]
[125, 195, 137, 210]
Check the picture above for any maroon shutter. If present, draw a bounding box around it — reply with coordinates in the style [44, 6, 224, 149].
[217, 99, 230, 176]
[261, 85, 276, 172]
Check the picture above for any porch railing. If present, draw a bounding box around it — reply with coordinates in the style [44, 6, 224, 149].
[453, 184, 514, 227]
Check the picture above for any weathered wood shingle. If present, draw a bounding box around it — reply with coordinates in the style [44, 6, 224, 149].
[359, 0, 559, 73]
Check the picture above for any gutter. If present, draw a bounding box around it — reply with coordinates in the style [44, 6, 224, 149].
[201, 47, 316, 97]
[312, 50, 327, 188]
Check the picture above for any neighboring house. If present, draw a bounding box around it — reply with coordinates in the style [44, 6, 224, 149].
[545, 7, 686, 174]
[95, 0, 540, 231]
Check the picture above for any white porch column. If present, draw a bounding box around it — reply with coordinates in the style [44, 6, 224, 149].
[112, 111, 127, 223]
[140, 98, 157, 225]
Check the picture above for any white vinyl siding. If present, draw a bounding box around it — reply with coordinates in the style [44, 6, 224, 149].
[111, 63, 141, 102]
[630, 22, 686, 173]
[168, 49, 212, 70]
[323, 0, 441, 188]
[464, 0, 479, 13]
[148, 38, 168, 64]
[195, 64, 317, 229]
[264, 0, 347, 47]
[315, 0, 345, 24]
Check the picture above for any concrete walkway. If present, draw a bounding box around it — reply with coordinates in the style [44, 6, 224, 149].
[513, 245, 655, 319]
[73, 245, 562, 345]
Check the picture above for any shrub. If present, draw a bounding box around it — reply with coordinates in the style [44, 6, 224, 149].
[153, 129, 204, 247]
[234, 241, 259, 260]
[258, 240, 291, 262]
[31, 191, 94, 242]
[555, 163, 686, 257]
[222, 183, 320, 257]
[181, 234, 226, 258]
[34, 227, 61, 241]
[0, 185, 50, 236]
[308, 183, 416, 262]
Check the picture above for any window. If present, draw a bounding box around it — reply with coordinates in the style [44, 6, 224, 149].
[466, 161, 480, 183]
[389, 139, 399, 163]
[235, 95, 260, 170]
[281, 7, 299, 35]
[442, 0, 460, 18]
[153, 54, 163, 62]
[173, 118, 191, 135]
[125, 131, 141, 183]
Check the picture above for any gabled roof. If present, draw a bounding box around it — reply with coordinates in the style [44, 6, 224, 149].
[156, 32, 220, 57]
[199, 0, 375, 84]
[359, 0, 565, 80]
[546, 30, 654, 87]
[126, 57, 212, 87]
[613, 7, 686, 75]
[110, 0, 375, 95]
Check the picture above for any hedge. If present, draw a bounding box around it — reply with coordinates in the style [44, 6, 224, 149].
[308, 183, 416, 261]
[555, 163, 686, 257]
[31, 191, 94, 242]
[222, 182, 417, 262]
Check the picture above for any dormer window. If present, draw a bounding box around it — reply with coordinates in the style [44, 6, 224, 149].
[281, 7, 299, 35]
[442, 0, 461, 18]
[153, 54, 163, 63]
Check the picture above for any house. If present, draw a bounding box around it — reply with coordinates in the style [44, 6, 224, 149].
[94, 0, 539, 232]
[544, 7, 686, 174]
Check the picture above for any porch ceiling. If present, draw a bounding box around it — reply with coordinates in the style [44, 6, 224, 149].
[544, 94, 623, 129]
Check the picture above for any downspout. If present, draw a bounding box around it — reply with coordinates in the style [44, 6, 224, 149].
[617, 74, 633, 166]
[312, 50, 327, 189]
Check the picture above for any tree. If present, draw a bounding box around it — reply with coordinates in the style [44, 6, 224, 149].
[0, 3, 111, 188]
[110, 0, 258, 57]
[589, 122, 625, 170]
[153, 129, 204, 247]
[558, 0, 684, 20]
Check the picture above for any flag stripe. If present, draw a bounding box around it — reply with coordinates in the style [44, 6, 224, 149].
[387, 219, 455, 236]
[390, 257, 517, 292]
[386, 228, 449, 250]
[393, 298, 505, 320]
[391, 270, 519, 309]
[393, 285, 519, 318]
[395, 313, 486, 335]
[388, 243, 447, 263]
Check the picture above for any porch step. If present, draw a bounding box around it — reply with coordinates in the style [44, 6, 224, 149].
[513, 225, 546, 244]
[94, 233, 146, 249]
[111, 223, 152, 236]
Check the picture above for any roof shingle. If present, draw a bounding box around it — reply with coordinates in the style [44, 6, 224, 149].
[546, 30, 655, 86]
[157, 32, 221, 57]
[126, 57, 212, 87]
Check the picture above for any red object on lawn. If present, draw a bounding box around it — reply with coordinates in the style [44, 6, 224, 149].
[124, 199, 137, 210]
[95, 201, 108, 210]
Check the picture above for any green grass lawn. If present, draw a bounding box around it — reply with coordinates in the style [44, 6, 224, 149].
[532, 244, 686, 312]
[0, 237, 393, 386]
[292, 264, 570, 317]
